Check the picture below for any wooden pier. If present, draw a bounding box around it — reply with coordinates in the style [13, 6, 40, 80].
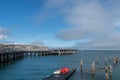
[0, 49, 78, 64]
[24, 49, 78, 57]
[0, 51, 24, 64]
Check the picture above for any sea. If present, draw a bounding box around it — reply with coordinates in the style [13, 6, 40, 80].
[0, 50, 120, 80]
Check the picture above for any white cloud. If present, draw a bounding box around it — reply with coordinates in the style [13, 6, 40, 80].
[0, 34, 7, 39]
[39, 0, 120, 49]
[57, 0, 116, 40]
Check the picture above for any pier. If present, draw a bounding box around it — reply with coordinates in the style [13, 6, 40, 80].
[0, 51, 24, 64]
[0, 48, 78, 64]
[24, 48, 78, 57]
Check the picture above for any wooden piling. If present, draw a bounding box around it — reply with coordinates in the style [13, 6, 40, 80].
[113, 56, 118, 65]
[0, 54, 2, 63]
[91, 62, 95, 74]
[1, 54, 3, 63]
[105, 66, 109, 80]
[80, 60, 83, 72]
[108, 65, 112, 79]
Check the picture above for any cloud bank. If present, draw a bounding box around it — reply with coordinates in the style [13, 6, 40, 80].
[39, 0, 120, 49]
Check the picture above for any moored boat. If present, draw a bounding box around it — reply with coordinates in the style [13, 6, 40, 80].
[43, 68, 76, 80]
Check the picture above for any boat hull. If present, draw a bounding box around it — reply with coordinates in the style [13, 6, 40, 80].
[43, 68, 76, 80]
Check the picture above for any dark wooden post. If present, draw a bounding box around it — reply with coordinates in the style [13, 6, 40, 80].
[105, 66, 109, 80]
[0, 54, 2, 63]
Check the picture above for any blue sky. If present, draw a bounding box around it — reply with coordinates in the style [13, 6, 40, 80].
[0, 0, 76, 47]
[1, 0, 120, 49]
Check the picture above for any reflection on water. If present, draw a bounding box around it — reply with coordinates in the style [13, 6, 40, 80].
[0, 50, 120, 80]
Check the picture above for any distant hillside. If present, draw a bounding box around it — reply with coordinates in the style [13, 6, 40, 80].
[0, 43, 49, 52]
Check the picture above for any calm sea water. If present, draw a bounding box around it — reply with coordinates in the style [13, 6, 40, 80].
[0, 50, 120, 80]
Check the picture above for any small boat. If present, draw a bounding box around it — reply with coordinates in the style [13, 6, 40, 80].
[43, 68, 76, 80]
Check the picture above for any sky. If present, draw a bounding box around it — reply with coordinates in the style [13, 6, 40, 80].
[0, 0, 120, 49]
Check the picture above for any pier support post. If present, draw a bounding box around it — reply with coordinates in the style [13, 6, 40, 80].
[113, 56, 118, 65]
[1, 54, 4, 63]
[38, 53, 41, 56]
[109, 65, 112, 79]
[30, 53, 32, 57]
[113, 57, 116, 65]
[80, 60, 83, 72]
[91, 62, 95, 74]
[0, 54, 2, 63]
[58, 50, 61, 55]
[105, 66, 109, 80]
[3, 54, 6, 63]
[6, 53, 9, 62]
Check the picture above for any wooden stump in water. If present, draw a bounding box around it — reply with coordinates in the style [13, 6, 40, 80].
[91, 62, 95, 74]
[105, 66, 109, 80]
[80, 60, 83, 72]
